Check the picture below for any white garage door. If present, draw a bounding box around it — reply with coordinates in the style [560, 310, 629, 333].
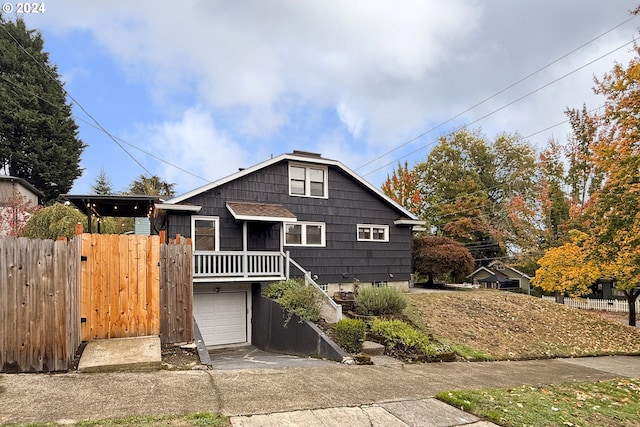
[193, 291, 247, 346]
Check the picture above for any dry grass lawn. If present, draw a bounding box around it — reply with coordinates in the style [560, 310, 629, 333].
[407, 290, 640, 360]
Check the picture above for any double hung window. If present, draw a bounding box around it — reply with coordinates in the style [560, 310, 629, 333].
[289, 163, 327, 198]
[284, 222, 325, 246]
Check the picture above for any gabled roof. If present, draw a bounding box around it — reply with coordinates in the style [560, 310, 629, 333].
[0, 175, 44, 198]
[488, 261, 531, 280]
[467, 262, 531, 280]
[165, 151, 422, 221]
[226, 201, 297, 222]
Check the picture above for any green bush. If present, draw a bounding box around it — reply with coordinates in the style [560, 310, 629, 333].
[262, 278, 304, 299]
[354, 286, 407, 316]
[278, 284, 322, 323]
[334, 318, 367, 353]
[370, 319, 452, 357]
[264, 279, 322, 324]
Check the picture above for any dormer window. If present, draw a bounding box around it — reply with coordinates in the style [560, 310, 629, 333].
[289, 163, 328, 198]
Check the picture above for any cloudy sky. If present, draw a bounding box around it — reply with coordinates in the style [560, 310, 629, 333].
[12, 0, 640, 196]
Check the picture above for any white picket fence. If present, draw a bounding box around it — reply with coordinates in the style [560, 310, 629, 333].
[541, 295, 639, 312]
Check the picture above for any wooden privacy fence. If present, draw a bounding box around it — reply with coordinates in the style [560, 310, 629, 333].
[160, 235, 193, 344]
[80, 233, 161, 341]
[1, 233, 193, 373]
[80, 233, 193, 344]
[0, 236, 81, 372]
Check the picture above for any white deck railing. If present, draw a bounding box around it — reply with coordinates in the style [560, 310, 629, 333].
[192, 250, 342, 321]
[193, 251, 289, 280]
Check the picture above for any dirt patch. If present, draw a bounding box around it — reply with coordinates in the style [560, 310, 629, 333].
[408, 290, 640, 360]
[161, 344, 202, 370]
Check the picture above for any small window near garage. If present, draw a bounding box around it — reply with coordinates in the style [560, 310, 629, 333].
[284, 222, 325, 246]
[289, 163, 328, 198]
[192, 216, 219, 251]
[357, 224, 389, 242]
[372, 281, 388, 288]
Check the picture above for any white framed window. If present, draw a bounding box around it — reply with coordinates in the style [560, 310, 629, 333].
[284, 222, 326, 246]
[289, 163, 328, 198]
[357, 224, 389, 242]
[191, 216, 220, 251]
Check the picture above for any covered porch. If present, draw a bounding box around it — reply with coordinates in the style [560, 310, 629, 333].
[194, 201, 296, 282]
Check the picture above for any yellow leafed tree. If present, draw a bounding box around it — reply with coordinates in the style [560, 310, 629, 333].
[532, 230, 601, 301]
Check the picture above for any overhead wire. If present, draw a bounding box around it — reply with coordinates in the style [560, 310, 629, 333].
[0, 73, 210, 183]
[409, 103, 606, 220]
[360, 36, 636, 179]
[355, 14, 637, 172]
[0, 21, 154, 176]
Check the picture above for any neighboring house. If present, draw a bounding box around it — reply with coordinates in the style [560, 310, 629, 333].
[154, 150, 424, 348]
[0, 176, 43, 236]
[467, 261, 532, 294]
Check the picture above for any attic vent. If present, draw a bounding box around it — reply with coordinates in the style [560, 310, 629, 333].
[292, 150, 322, 158]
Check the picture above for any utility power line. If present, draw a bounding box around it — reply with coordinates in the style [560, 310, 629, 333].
[0, 22, 153, 176]
[361, 37, 636, 179]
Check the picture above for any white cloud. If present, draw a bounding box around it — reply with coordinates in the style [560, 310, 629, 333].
[336, 102, 365, 139]
[140, 108, 252, 195]
[24, 0, 640, 188]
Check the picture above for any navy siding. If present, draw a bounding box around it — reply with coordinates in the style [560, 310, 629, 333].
[165, 160, 414, 284]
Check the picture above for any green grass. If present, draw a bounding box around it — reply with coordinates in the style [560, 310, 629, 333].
[436, 378, 640, 427]
[4, 412, 229, 427]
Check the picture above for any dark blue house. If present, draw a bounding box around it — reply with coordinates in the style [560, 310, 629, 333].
[154, 150, 423, 347]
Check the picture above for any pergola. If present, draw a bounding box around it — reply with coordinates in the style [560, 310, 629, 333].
[62, 194, 161, 233]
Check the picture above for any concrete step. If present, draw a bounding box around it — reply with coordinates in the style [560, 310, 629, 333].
[78, 336, 162, 373]
[362, 340, 385, 356]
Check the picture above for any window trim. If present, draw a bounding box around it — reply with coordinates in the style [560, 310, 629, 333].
[357, 224, 389, 242]
[284, 221, 326, 247]
[288, 162, 328, 199]
[191, 215, 220, 251]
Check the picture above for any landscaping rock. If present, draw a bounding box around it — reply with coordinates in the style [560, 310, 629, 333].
[362, 340, 385, 356]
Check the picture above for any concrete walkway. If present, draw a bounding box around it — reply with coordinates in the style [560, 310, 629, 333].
[1, 355, 639, 426]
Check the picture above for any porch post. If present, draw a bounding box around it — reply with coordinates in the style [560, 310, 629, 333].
[285, 251, 290, 279]
[242, 222, 248, 278]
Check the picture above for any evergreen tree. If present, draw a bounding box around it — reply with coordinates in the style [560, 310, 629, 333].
[129, 175, 175, 198]
[91, 168, 113, 195]
[0, 16, 85, 203]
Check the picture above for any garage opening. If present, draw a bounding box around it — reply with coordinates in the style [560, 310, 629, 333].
[193, 291, 248, 346]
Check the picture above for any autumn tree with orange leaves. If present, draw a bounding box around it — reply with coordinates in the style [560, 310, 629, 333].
[584, 41, 640, 326]
[382, 161, 422, 216]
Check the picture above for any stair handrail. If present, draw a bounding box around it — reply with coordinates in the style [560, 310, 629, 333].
[287, 255, 343, 321]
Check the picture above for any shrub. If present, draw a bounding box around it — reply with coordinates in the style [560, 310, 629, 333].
[370, 319, 430, 352]
[263, 278, 304, 299]
[354, 286, 407, 316]
[334, 318, 367, 353]
[370, 319, 452, 358]
[264, 278, 325, 324]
